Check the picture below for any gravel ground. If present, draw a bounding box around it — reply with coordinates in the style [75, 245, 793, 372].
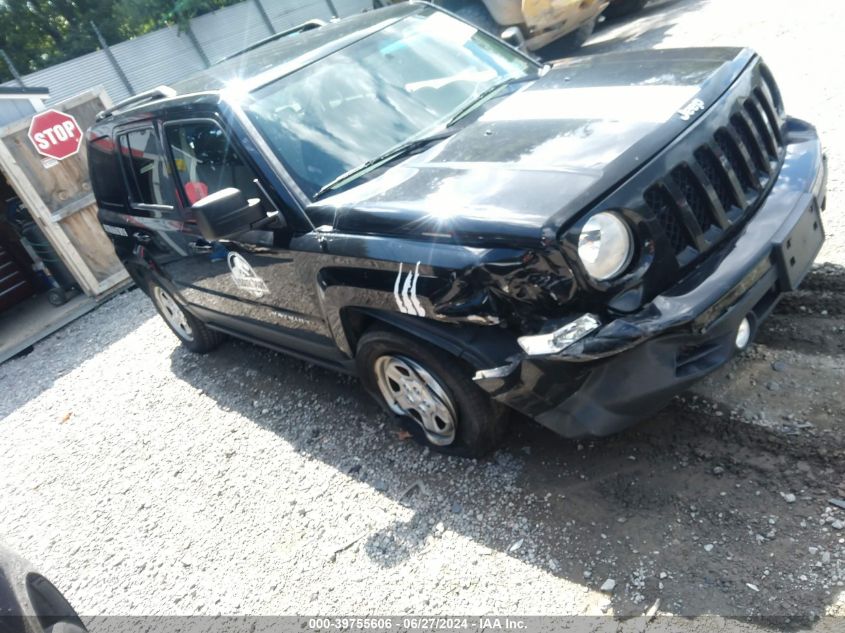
[4, 288, 844, 621]
[2, 0, 845, 625]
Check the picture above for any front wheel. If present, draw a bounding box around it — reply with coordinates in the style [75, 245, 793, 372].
[149, 281, 225, 353]
[357, 327, 509, 458]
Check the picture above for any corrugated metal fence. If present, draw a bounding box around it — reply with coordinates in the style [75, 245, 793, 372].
[1, 0, 372, 107]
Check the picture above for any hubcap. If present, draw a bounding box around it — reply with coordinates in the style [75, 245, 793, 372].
[373, 355, 457, 446]
[153, 286, 194, 341]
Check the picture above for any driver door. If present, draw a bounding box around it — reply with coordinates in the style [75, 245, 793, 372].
[159, 119, 336, 354]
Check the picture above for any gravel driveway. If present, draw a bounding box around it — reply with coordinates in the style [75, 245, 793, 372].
[2, 0, 844, 625]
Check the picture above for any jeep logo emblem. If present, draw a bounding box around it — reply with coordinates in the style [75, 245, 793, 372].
[678, 98, 706, 122]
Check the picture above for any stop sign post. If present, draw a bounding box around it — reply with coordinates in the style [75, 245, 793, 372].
[28, 109, 83, 161]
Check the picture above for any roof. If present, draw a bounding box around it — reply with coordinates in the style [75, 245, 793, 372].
[172, 3, 420, 96]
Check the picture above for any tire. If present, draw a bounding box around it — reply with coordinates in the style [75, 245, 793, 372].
[552, 15, 598, 54]
[148, 280, 225, 353]
[0, 544, 87, 633]
[603, 0, 647, 19]
[356, 326, 509, 458]
[47, 287, 67, 306]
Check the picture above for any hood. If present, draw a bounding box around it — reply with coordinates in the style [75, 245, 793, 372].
[313, 47, 756, 246]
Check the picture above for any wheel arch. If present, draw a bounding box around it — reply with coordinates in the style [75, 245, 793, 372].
[123, 257, 154, 295]
[340, 306, 520, 370]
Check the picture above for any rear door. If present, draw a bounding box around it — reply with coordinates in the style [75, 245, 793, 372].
[113, 124, 197, 281]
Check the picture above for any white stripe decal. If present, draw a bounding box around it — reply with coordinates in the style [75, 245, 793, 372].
[402, 264, 415, 315]
[393, 261, 425, 316]
[393, 262, 409, 314]
[409, 262, 424, 316]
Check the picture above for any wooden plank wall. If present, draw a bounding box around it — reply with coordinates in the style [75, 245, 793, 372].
[0, 89, 127, 297]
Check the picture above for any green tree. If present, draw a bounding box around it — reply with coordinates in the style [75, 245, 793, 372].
[0, 0, 240, 83]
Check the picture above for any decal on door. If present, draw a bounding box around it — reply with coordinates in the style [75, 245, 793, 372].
[393, 262, 424, 317]
[101, 224, 128, 237]
[227, 252, 269, 298]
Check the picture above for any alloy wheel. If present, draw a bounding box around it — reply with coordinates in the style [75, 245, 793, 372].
[152, 286, 194, 342]
[373, 355, 458, 446]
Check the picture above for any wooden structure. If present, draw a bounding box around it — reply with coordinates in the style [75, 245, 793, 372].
[0, 88, 128, 298]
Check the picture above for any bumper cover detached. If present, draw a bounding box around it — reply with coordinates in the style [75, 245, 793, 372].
[477, 120, 827, 438]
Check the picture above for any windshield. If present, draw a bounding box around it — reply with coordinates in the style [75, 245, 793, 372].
[244, 9, 535, 199]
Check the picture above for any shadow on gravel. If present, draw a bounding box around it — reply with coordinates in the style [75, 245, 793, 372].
[537, 0, 701, 61]
[169, 268, 844, 624]
[0, 288, 151, 418]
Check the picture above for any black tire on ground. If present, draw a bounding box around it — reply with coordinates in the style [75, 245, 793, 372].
[603, 0, 648, 19]
[148, 279, 225, 354]
[47, 287, 67, 306]
[0, 544, 87, 633]
[439, 0, 502, 37]
[356, 326, 509, 458]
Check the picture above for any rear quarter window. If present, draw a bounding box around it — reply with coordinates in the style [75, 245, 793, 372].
[88, 136, 125, 209]
[117, 128, 177, 208]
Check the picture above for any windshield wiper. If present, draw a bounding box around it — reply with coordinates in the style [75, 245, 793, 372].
[313, 130, 453, 199]
[446, 74, 535, 128]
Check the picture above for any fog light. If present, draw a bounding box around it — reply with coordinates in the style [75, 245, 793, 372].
[735, 317, 751, 350]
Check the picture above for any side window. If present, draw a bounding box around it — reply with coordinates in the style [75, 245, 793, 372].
[88, 136, 124, 209]
[117, 128, 177, 207]
[164, 121, 267, 208]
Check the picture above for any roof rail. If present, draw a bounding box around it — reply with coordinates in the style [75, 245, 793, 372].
[214, 19, 327, 65]
[95, 86, 177, 121]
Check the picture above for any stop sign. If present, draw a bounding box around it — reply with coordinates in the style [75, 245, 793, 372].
[28, 109, 83, 161]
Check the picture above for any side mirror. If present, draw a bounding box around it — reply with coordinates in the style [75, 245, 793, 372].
[191, 188, 266, 241]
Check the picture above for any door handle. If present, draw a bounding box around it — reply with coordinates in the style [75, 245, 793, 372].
[189, 240, 213, 254]
[133, 232, 152, 244]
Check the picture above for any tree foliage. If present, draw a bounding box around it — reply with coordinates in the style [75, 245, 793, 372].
[0, 0, 241, 83]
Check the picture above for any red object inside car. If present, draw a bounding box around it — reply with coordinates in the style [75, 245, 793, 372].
[184, 181, 209, 205]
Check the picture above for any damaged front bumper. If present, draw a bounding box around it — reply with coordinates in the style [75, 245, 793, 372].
[475, 119, 828, 438]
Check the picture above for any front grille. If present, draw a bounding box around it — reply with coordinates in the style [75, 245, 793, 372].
[715, 128, 754, 193]
[671, 164, 715, 234]
[694, 146, 735, 214]
[732, 113, 768, 173]
[644, 186, 686, 253]
[644, 69, 785, 263]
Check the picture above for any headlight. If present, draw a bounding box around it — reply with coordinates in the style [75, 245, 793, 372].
[517, 314, 600, 356]
[577, 212, 633, 281]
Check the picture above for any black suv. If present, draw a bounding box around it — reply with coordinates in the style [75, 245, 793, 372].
[88, 3, 827, 456]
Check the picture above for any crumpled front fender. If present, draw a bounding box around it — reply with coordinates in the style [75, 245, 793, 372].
[431, 245, 579, 329]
